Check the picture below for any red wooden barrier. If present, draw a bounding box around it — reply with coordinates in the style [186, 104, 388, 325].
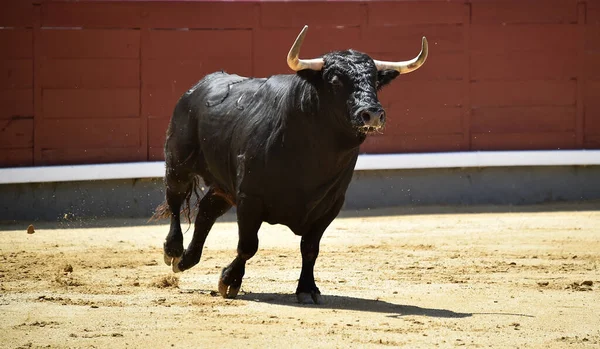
[0, 0, 598, 167]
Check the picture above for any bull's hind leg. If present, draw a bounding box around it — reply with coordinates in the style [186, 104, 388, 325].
[218, 195, 263, 299]
[173, 188, 232, 273]
[162, 169, 193, 271]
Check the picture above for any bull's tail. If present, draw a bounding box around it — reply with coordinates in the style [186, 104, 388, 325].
[149, 175, 204, 223]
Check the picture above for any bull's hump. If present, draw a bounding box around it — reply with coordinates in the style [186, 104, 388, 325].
[201, 73, 266, 108]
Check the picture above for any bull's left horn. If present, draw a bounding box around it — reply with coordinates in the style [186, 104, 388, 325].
[373, 37, 428, 74]
[287, 25, 324, 72]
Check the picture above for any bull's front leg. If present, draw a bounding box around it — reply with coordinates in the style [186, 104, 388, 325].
[296, 197, 344, 305]
[296, 230, 326, 304]
[218, 195, 263, 299]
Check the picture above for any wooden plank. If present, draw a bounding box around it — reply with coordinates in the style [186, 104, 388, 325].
[471, 132, 577, 150]
[471, 106, 576, 133]
[367, 1, 464, 26]
[260, 2, 362, 28]
[584, 134, 600, 149]
[576, 3, 585, 148]
[0, 59, 33, 88]
[0, 30, 33, 58]
[361, 134, 463, 154]
[38, 119, 140, 149]
[0, 88, 33, 119]
[142, 2, 256, 29]
[471, 0, 577, 24]
[253, 27, 362, 77]
[40, 147, 143, 166]
[41, 59, 139, 88]
[0, 1, 34, 27]
[383, 106, 463, 135]
[43, 89, 139, 119]
[379, 81, 464, 108]
[0, 148, 32, 167]
[42, 1, 143, 28]
[588, 2, 600, 25]
[584, 25, 600, 51]
[142, 87, 180, 119]
[41, 30, 140, 59]
[149, 147, 165, 161]
[471, 24, 578, 52]
[471, 81, 576, 107]
[148, 117, 170, 148]
[584, 53, 600, 79]
[585, 81, 600, 109]
[471, 52, 578, 80]
[362, 25, 464, 55]
[142, 59, 252, 90]
[144, 30, 252, 60]
[584, 108, 600, 135]
[33, 3, 41, 165]
[462, 3, 471, 151]
[585, 84, 600, 134]
[0, 118, 33, 149]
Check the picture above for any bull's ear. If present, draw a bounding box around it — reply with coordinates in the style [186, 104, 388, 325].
[377, 70, 400, 90]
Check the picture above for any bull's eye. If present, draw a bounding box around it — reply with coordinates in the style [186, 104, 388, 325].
[330, 75, 343, 88]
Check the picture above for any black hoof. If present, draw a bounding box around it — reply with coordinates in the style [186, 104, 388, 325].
[218, 278, 240, 299]
[174, 249, 203, 273]
[218, 267, 243, 299]
[163, 241, 183, 261]
[296, 292, 323, 305]
[163, 241, 184, 273]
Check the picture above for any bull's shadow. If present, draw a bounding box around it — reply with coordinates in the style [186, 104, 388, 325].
[234, 292, 533, 319]
[237, 292, 470, 318]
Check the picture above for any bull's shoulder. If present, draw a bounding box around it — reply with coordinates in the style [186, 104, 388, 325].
[186, 72, 268, 107]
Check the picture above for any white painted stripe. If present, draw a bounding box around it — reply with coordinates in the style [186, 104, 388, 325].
[354, 150, 600, 170]
[0, 150, 599, 184]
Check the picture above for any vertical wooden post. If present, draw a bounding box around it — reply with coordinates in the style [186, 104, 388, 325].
[576, 2, 586, 148]
[462, 2, 472, 151]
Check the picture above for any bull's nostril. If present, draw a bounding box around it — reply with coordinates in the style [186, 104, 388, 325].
[361, 111, 371, 123]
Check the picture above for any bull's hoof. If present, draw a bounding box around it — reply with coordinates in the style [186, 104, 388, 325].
[163, 243, 184, 273]
[171, 257, 183, 273]
[297, 292, 323, 305]
[218, 278, 240, 299]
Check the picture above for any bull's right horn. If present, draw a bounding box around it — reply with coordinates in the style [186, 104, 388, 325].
[373, 37, 429, 74]
[287, 25, 324, 72]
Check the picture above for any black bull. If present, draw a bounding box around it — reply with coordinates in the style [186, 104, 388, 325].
[153, 27, 428, 304]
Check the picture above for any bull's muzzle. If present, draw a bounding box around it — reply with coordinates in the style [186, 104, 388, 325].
[359, 107, 385, 130]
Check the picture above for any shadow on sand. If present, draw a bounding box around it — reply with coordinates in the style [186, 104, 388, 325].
[232, 292, 533, 319]
[2, 200, 598, 229]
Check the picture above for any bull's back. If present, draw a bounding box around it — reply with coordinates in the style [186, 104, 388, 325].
[176, 72, 273, 196]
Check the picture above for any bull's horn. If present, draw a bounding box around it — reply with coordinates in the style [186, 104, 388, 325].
[373, 37, 428, 74]
[287, 25, 324, 71]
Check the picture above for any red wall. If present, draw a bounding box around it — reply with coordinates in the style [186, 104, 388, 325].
[1, 0, 599, 167]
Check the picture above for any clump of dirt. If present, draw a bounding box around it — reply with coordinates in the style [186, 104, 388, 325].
[26, 225, 35, 234]
[151, 275, 179, 289]
[565, 281, 594, 292]
[54, 263, 81, 287]
[61, 263, 74, 273]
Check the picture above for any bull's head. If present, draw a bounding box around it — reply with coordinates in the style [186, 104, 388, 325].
[287, 26, 428, 137]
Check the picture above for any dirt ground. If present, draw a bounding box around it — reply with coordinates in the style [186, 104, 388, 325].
[1, 202, 599, 349]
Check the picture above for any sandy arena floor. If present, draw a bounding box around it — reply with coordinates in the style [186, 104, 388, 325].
[0, 203, 599, 348]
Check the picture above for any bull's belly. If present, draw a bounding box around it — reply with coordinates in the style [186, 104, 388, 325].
[256, 184, 347, 235]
